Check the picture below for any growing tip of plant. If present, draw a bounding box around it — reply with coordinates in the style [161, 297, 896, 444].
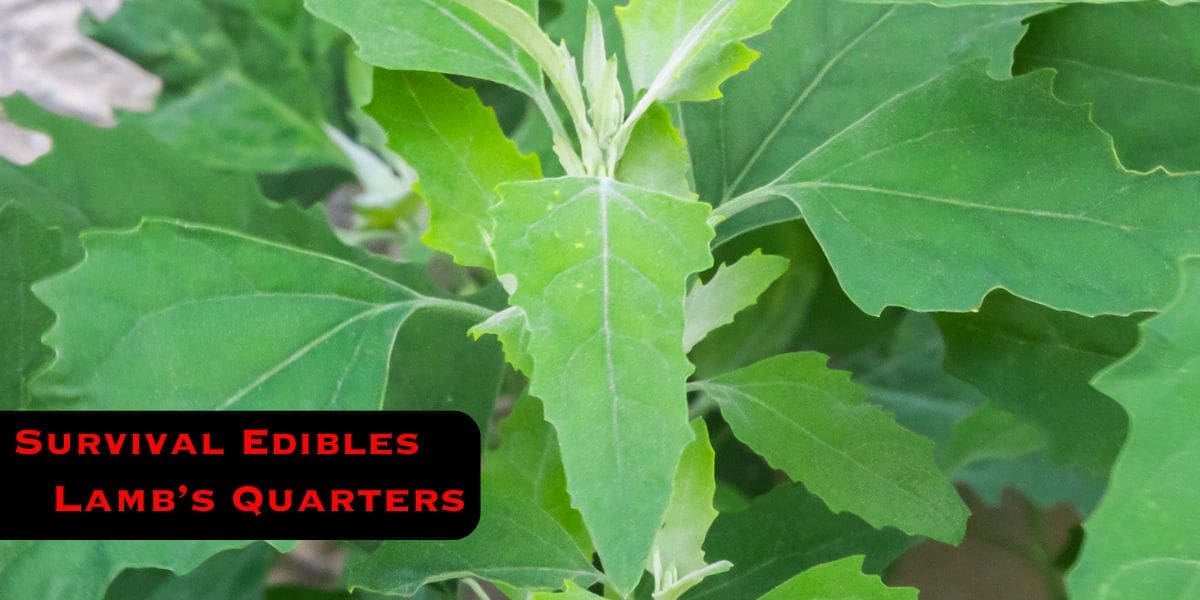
[582, 1, 607, 100]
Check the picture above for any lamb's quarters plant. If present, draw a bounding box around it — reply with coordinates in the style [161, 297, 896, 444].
[4, 0, 1200, 597]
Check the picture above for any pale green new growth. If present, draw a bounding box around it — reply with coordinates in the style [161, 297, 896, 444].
[759, 556, 917, 600]
[683, 250, 789, 351]
[471, 306, 535, 376]
[615, 0, 791, 114]
[693, 352, 969, 543]
[648, 420, 732, 600]
[304, 0, 541, 96]
[367, 70, 541, 269]
[492, 177, 714, 595]
[615, 104, 694, 198]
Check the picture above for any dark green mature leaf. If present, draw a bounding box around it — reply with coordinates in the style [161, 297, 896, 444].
[266, 586, 437, 600]
[684, 0, 1041, 211]
[684, 250, 789, 352]
[758, 556, 916, 600]
[492, 177, 714, 595]
[936, 292, 1138, 481]
[938, 402, 1045, 475]
[0, 541, 292, 600]
[347, 396, 599, 595]
[1016, 3, 1200, 172]
[0, 202, 67, 407]
[368, 70, 541, 269]
[0, 97, 306, 249]
[809, 310, 984, 446]
[694, 353, 968, 543]
[788, 272, 1098, 509]
[0, 97, 426, 288]
[103, 544, 277, 600]
[32, 221, 488, 409]
[615, 0, 791, 103]
[722, 65, 1200, 315]
[1069, 258, 1200, 599]
[91, 0, 348, 173]
[685, 483, 912, 600]
[305, 0, 542, 96]
[385, 306, 506, 440]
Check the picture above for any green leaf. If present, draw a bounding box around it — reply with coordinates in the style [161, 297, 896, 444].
[649, 420, 731, 600]
[103, 544, 278, 600]
[484, 395, 593, 556]
[693, 352, 968, 543]
[0, 97, 419, 286]
[0, 541, 291, 600]
[936, 292, 1138, 481]
[304, 0, 542, 96]
[31, 220, 486, 409]
[384, 304, 507, 441]
[347, 492, 599, 595]
[615, 0, 791, 104]
[347, 396, 600, 596]
[0, 202, 68, 407]
[800, 307, 983, 447]
[91, 0, 348, 173]
[684, 250, 789, 351]
[491, 177, 714, 595]
[367, 70, 541, 269]
[685, 0, 1041, 209]
[689, 223, 823, 379]
[265, 586, 434, 600]
[938, 402, 1046, 474]
[854, 0, 1196, 5]
[717, 65, 1200, 315]
[758, 556, 916, 600]
[531, 581, 605, 600]
[1015, 3, 1200, 172]
[615, 104, 693, 198]
[687, 483, 912, 600]
[470, 306, 535, 376]
[1068, 257, 1200, 599]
